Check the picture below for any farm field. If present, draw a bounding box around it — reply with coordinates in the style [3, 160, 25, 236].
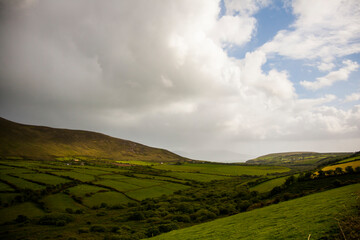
[42, 193, 84, 212]
[250, 176, 287, 193]
[322, 160, 360, 171]
[153, 163, 290, 176]
[150, 183, 360, 240]
[0, 154, 359, 240]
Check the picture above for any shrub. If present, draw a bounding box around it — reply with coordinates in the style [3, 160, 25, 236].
[90, 225, 106, 232]
[65, 208, 73, 214]
[78, 228, 89, 233]
[15, 215, 28, 223]
[128, 212, 145, 221]
[38, 214, 74, 226]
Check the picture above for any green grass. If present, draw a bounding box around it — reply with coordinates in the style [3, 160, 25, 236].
[154, 163, 290, 176]
[150, 183, 360, 240]
[42, 193, 84, 212]
[0, 202, 45, 224]
[126, 186, 177, 201]
[0, 181, 15, 191]
[0, 193, 22, 205]
[164, 172, 232, 182]
[116, 160, 158, 166]
[67, 184, 108, 198]
[14, 173, 71, 185]
[0, 174, 45, 190]
[82, 191, 133, 207]
[51, 171, 95, 182]
[250, 177, 287, 193]
[95, 179, 140, 191]
[337, 156, 360, 163]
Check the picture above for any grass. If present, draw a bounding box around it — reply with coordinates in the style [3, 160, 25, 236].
[51, 171, 95, 182]
[0, 181, 15, 191]
[14, 173, 71, 185]
[337, 156, 360, 164]
[67, 184, 108, 198]
[250, 177, 287, 193]
[41, 193, 84, 212]
[164, 172, 232, 182]
[0, 202, 44, 224]
[0, 193, 22, 205]
[82, 191, 133, 207]
[116, 160, 158, 166]
[0, 174, 45, 190]
[322, 160, 360, 171]
[154, 163, 290, 176]
[95, 179, 140, 191]
[150, 183, 360, 240]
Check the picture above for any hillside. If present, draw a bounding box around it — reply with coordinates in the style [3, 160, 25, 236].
[0, 117, 185, 162]
[246, 151, 352, 168]
[150, 183, 360, 240]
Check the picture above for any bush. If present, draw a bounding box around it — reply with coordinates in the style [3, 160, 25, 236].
[38, 214, 74, 226]
[128, 212, 145, 221]
[15, 215, 28, 223]
[78, 228, 89, 233]
[90, 225, 106, 232]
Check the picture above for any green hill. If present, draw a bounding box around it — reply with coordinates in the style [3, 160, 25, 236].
[246, 151, 352, 168]
[0, 117, 186, 162]
[150, 183, 360, 240]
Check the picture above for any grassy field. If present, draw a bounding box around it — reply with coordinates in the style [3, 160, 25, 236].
[82, 191, 133, 207]
[322, 160, 360, 171]
[151, 183, 360, 240]
[13, 173, 71, 185]
[0, 202, 45, 224]
[67, 184, 108, 198]
[42, 193, 84, 212]
[154, 163, 290, 176]
[0, 174, 46, 190]
[163, 172, 231, 182]
[51, 171, 95, 182]
[250, 177, 287, 193]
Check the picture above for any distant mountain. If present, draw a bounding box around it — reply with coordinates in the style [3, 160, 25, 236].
[174, 149, 255, 163]
[0, 117, 186, 162]
[246, 152, 352, 167]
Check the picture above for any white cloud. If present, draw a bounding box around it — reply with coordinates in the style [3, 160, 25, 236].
[261, 0, 360, 62]
[300, 60, 359, 90]
[345, 93, 360, 102]
[0, 0, 359, 159]
[224, 0, 270, 15]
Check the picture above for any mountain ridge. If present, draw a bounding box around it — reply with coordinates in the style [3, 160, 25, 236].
[0, 117, 186, 162]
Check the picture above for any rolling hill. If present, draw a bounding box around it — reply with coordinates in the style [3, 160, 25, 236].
[0, 117, 186, 162]
[246, 151, 352, 168]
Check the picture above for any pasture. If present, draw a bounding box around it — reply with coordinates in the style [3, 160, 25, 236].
[322, 160, 360, 171]
[154, 163, 290, 176]
[150, 183, 360, 240]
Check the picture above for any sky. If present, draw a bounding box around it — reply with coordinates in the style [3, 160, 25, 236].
[0, 0, 359, 162]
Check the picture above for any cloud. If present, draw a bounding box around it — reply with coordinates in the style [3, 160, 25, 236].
[300, 60, 359, 90]
[0, 0, 359, 159]
[345, 92, 360, 102]
[261, 0, 360, 62]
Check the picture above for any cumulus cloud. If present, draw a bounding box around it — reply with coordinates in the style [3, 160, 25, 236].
[261, 0, 360, 63]
[300, 60, 359, 90]
[345, 93, 360, 102]
[0, 0, 359, 159]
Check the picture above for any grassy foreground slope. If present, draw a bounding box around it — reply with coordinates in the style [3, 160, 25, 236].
[150, 183, 360, 240]
[0, 117, 185, 162]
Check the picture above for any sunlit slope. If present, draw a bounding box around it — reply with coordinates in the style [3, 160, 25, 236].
[247, 152, 351, 167]
[0, 117, 185, 162]
[150, 183, 360, 240]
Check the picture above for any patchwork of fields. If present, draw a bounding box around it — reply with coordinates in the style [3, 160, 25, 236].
[0, 159, 292, 225]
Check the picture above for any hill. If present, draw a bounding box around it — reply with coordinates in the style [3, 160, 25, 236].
[0, 117, 186, 162]
[150, 183, 360, 240]
[246, 151, 352, 168]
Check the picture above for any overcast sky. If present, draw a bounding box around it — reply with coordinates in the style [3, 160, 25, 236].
[0, 0, 359, 162]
